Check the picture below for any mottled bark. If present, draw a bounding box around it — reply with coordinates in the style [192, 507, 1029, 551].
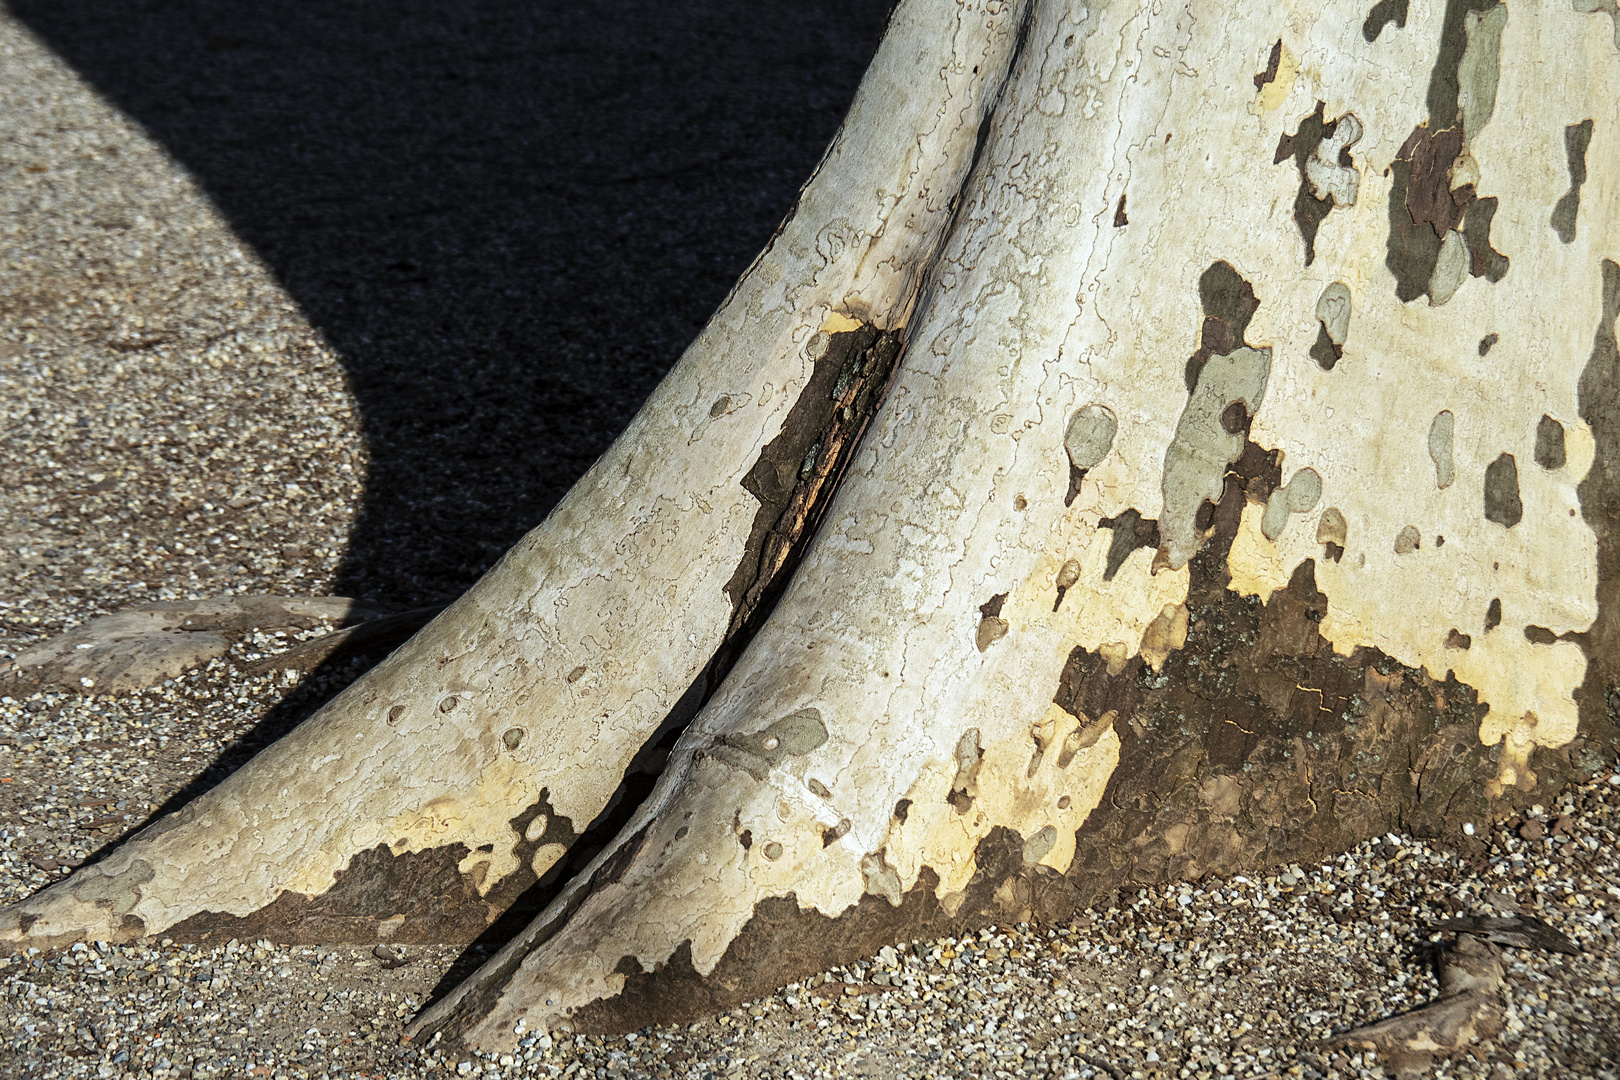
[7, 0, 1619, 1061]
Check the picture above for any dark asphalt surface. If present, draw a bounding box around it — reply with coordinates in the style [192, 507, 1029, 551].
[11, 0, 891, 604]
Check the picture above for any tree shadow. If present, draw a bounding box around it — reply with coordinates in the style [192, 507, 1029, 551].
[11, 0, 890, 605]
[17, 0, 889, 962]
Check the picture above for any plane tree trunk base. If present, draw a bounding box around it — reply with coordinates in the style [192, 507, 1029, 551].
[414, 428, 1619, 1042]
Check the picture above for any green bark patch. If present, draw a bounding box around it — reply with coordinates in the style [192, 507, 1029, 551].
[1098, 509, 1160, 581]
[1165, 266, 1271, 568]
[1430, 410, 1457, 489]
[1551, 119, 1594, 244]
[1063, 404, 1118, 505]
[1536, 414, 1568, 470]
[1310, 282, 1353, 371]
[711, 709, 830, 781]
[1484, 452, 1523, 527]
[1426, 0, 1505, 131]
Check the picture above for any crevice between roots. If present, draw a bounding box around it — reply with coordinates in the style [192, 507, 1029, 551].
[410, 322, 908, 1028]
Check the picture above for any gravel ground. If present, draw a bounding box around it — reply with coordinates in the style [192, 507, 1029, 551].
[2, 4, 1618, 1079]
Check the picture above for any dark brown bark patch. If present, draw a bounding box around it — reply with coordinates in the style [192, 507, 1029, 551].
[1363, 0, 1410, 42]
[1551, 120, 1594, 244]
[566, 827, 1080, 1034]
[166, 791, 578, 946]
[1184, 261, 1259, 392]
[1401, 125, 1469, 239]
[1570, 259, 1620, 767]
[1096, 510, 1159, 582]
[525, 315, 1620, 1032]
[1253, 39, 1282, 90]
[1061, 448, 1501, 906]
[1273, 102, 1352, 268]
[167, 842, 495, 946]
[722, 326, 903, 644]
[1385, 156, 1446, 303]
[1535, 414, 1568, 470]
[1309, 321, 1343, 370]
[1386, 0, 1512, 302]
[1462, 195, 1509, 283]
[1483, 452, 1523, 527]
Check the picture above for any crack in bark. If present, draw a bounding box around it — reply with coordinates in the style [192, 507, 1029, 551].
[721, 326, 904, 651]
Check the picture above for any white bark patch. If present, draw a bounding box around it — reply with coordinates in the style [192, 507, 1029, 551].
[1574, 0, 1620, 47]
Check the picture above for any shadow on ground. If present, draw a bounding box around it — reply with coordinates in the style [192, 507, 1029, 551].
[12, 0, 890, 604]
[16, 0, 891, 964]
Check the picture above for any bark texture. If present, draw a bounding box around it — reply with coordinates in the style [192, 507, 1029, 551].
[7, 0, 1619, 1060]
[409, 0, 1620, 1050]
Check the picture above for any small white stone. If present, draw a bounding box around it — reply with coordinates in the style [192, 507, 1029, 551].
[1463, 822, 1476, 835]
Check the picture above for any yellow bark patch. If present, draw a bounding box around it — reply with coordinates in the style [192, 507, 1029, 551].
[284, 750, 539, 899]
[821, 311, 865, 335]
[1250, 42, 1298, 115]
[1227, 484, 1593, 780]
[885, 704, 1119, 899]
[1139, 604, 1189, 672]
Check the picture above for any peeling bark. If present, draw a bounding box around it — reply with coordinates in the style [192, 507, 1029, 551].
[5, 0, 1618, 1059]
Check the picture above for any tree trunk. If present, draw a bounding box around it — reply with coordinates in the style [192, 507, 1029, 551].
[8, 0, 1620, 1057]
